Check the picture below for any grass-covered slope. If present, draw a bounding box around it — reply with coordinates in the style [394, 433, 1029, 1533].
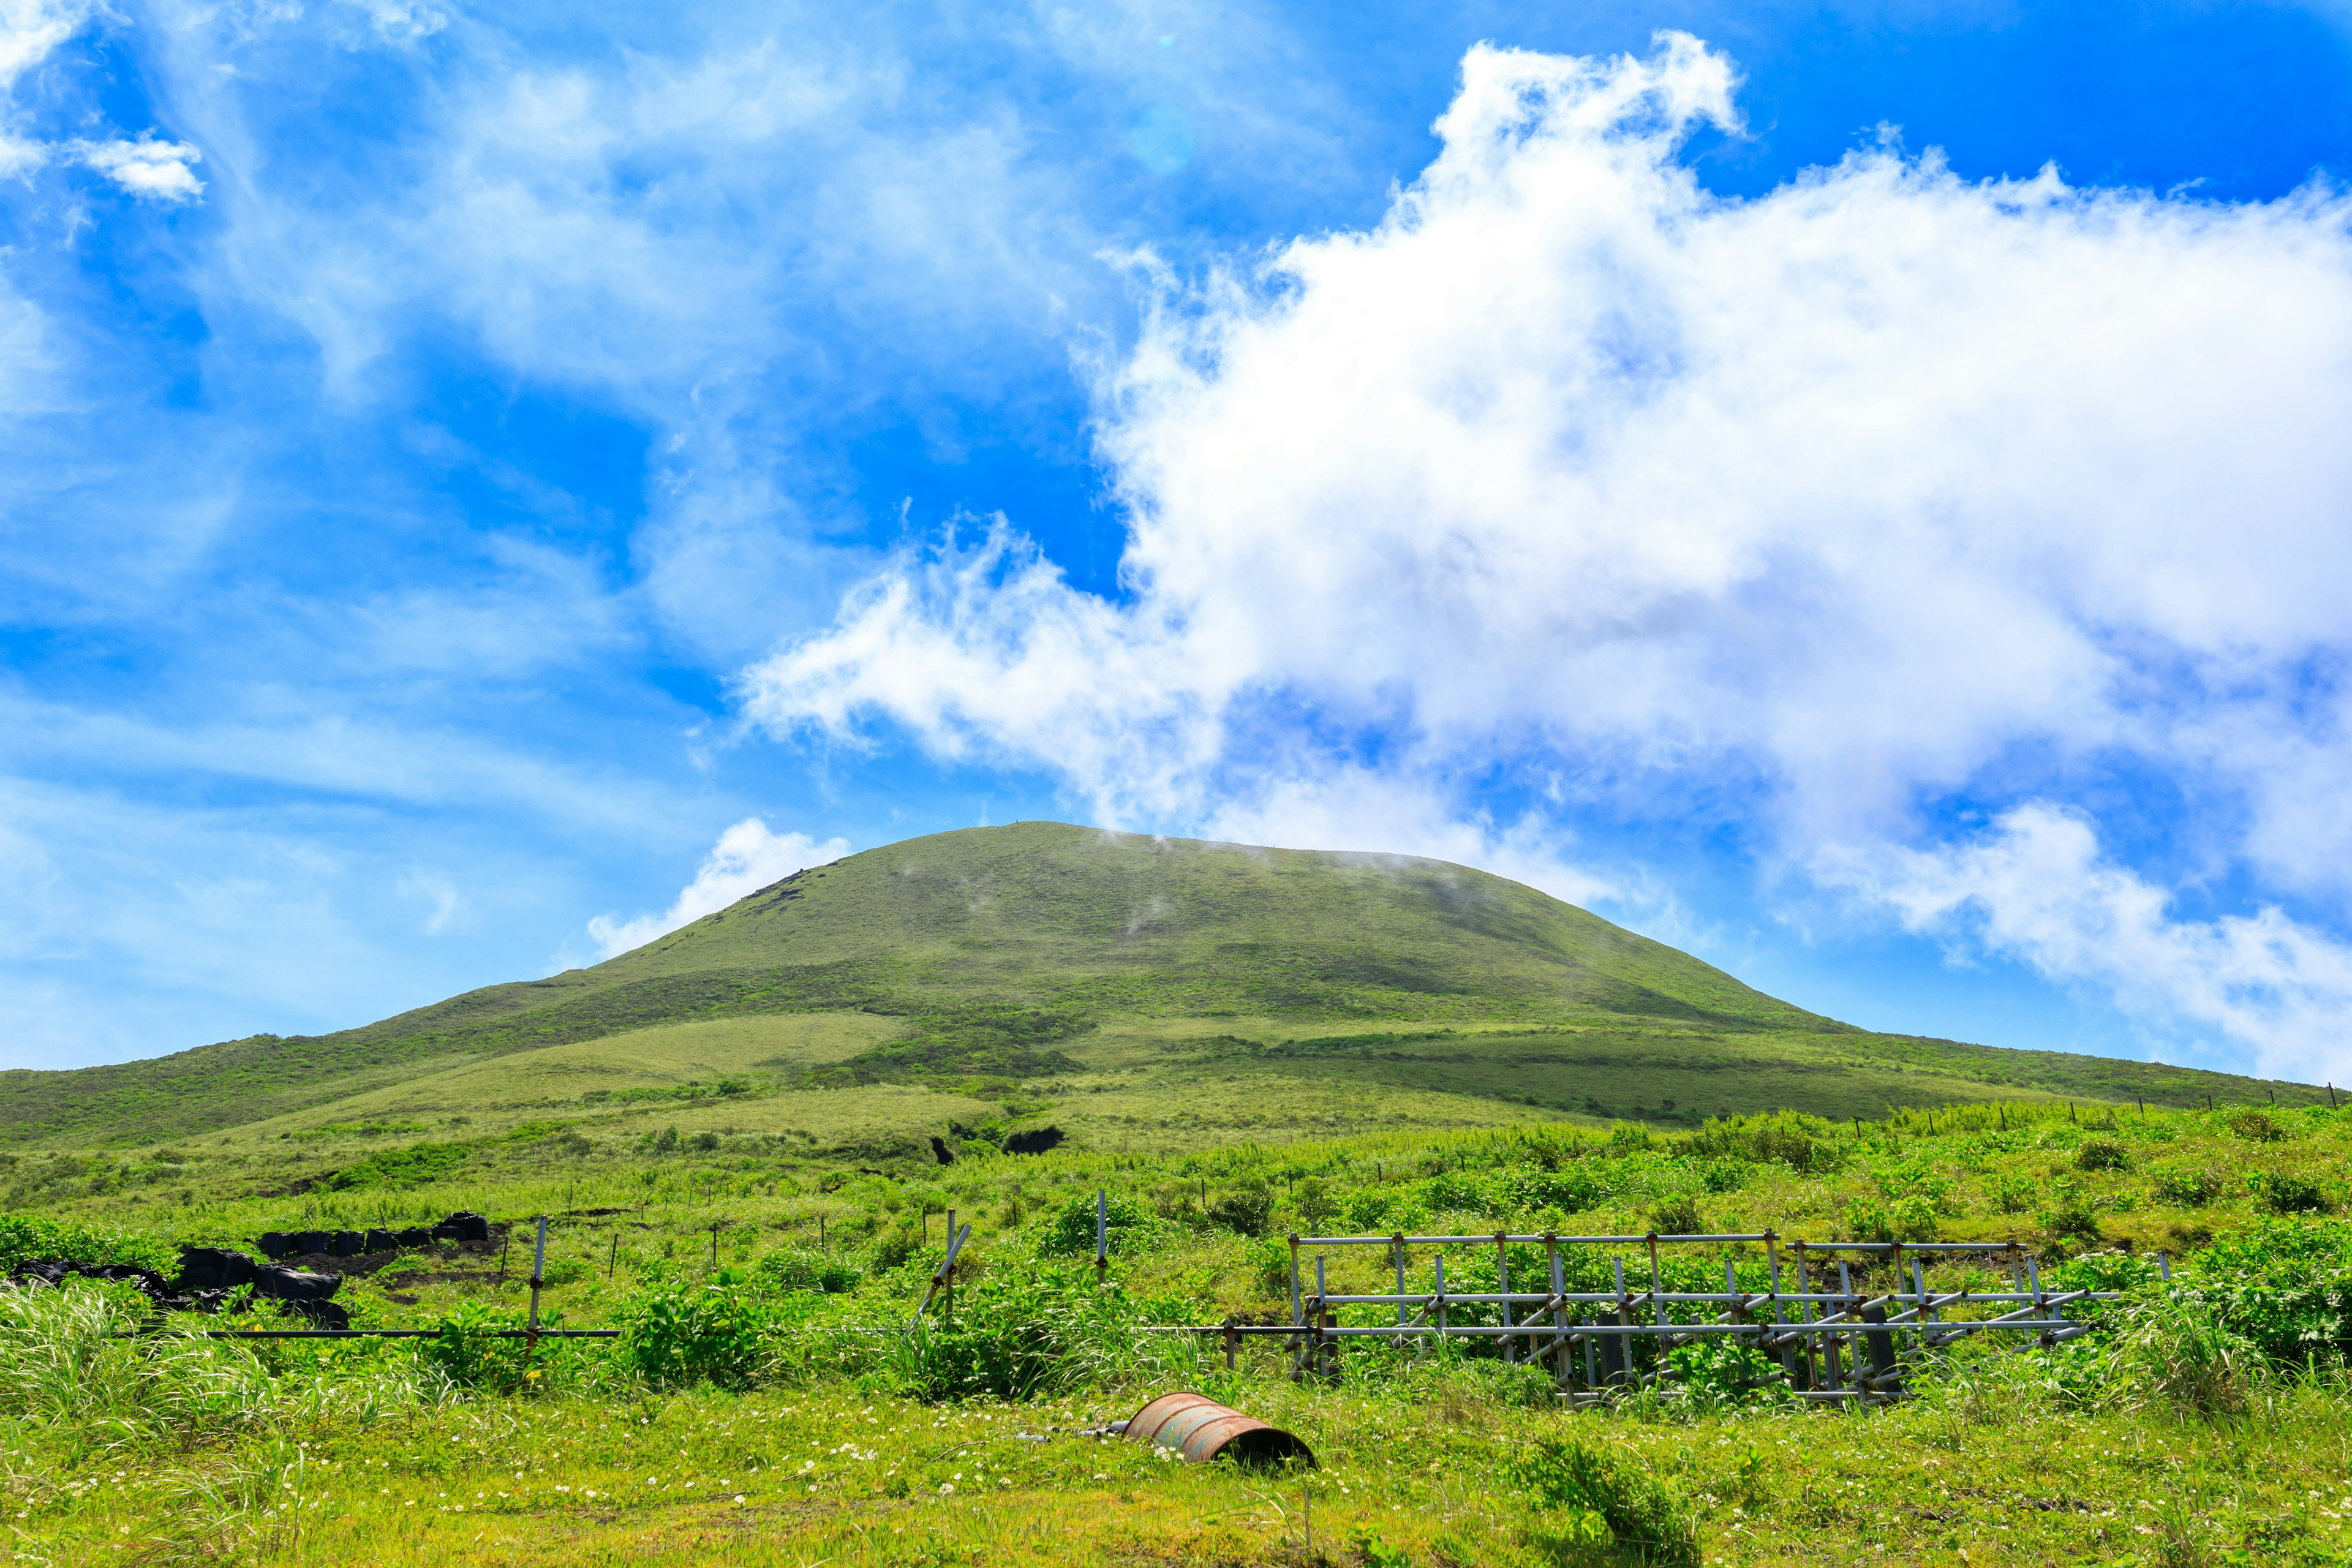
[0, 823, 2328, 1148]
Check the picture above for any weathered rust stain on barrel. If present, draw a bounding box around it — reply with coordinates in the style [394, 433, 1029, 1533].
[1124, 1392, 1315, 1467]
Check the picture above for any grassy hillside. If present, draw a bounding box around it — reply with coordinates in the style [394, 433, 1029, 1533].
[0, 822, 2325, 1150]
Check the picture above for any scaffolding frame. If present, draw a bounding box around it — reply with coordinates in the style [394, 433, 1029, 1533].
[1278, 1229, 2144, 1401]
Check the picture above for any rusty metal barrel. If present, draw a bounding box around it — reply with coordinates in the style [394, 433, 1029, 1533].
[1123, 1391, 1314, 1467]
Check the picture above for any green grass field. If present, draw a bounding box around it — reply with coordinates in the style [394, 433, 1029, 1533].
[6, 1096, 2352, 1565]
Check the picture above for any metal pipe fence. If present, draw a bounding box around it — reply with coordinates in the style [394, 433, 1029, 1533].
[127, 1210, 2145, 1411]
[1273, 1229, 2147, 1402]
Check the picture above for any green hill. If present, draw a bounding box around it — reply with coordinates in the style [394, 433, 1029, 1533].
[0, 821, 2323, 1150]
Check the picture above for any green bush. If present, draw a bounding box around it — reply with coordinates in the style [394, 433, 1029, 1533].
[755, 1247, 863, 1295]
[1662, 1335, 1786, 1414]
[2229, 1110, 2286, 1144]
[2186, 1216, 2352, 1361]
[1206, 1183, 1273, 1237]
[874, 1260, 1161, 1401]
[2253, 1172, 2332, 1215]
[421, 1302, 542, 1392]
[614, 1269, 775, 1389]
[0, 1212, 175, 1274]
[1042, 1191, 1157, 1257]
[2150, 1166, 2225, 1207]
[1509, 1432, 1700, 1567]
[1648, 1194, 1704, 1235]
[2075, 1139, 2131, 1172]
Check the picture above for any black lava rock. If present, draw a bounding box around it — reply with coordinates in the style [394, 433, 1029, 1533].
[175, 1247, 257, 1292]
[252, 1265, 340, 1302]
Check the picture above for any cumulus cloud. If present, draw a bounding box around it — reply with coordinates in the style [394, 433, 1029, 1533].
[586, 818, 848, 960]
[71, 135, 204, 202]
[1823, 805, 2352, 1086]
[744, 34, 2352, 1073]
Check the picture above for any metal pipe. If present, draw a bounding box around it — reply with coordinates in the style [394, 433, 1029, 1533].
[527, 1215, 549, 1337]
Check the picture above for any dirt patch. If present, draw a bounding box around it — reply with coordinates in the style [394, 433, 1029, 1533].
[380, 1268, 507, 1288]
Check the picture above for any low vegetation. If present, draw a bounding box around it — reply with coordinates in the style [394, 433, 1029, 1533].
[0, 1096, 2346, 1564]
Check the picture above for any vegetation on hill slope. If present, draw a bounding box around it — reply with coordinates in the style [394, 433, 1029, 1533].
[0, 823, 2326, 1150]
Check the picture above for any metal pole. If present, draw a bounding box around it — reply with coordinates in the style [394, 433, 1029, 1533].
[1548, 1236, 1568, 1394]
[1314, 1256, 1331, 1380]
[1289, 1235, 1303, 1379]
[526, 1215, 548, 1341]
[1496, 1232, 1515, 1362]
[1393, 1234, 1408, 1326]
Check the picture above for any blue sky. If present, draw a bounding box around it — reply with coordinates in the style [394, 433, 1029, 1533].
[6, 0, 2352, 1084]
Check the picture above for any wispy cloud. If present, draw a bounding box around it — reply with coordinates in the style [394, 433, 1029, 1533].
[585, 818, 848, 960]
[1820, 805, 2352, 1087]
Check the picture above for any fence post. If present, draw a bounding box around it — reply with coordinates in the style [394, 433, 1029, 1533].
[526, 1215, 548, 1357]
[1314, 1256, 1333, 1381]
[1287, 1235, 1303, 1381]
[1224, 1316, 1238, 1371]
[1096, 1191, 1109, 1286]
[1547, 1238, 1570, 1395]
[1790, 1241, 1817, 1389]
[1495, 1232, 1515, 1363]
[1392, 1234, 1408, 1327]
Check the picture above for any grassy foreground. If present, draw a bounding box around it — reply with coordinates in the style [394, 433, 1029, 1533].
[6, 1098, 2352, 1565]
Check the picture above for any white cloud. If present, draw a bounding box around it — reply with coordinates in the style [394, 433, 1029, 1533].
[742, 34, 2352, 1068]
[71, 135, 205, 202]
[1823, 805, 2352, 1085]
[586, 818, 848, 960]
[0, 0, 90, 90]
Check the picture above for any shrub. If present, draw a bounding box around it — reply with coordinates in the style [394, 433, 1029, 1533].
[873, 1260, 1164, 1401]
[2185, 1215, 2352, 1361]
[1697, 1159, 1747, 1195]
[1662, 1336, 1786, 1414]
[2228, 1110, 2285, 1144]
[2076, 1139, 2131, 1172]
[1518, 1164, 1613, 1213]
[1294, 1176, 1339, 1226]
[0, 1212, 175, 1275]
[1648, 1194, 1705, 1235]
[2038, 1191, 2102, 1245]
[1207, 1184, 1273, 1237]
[1042, 1191, 1158, 1257]
[2105, 1292, 2256, 1418]
[1509, 1433, 1700, 1567]
[2150, 1167, 2225, 1208]
[422, 1302, 541, 1392]
[1847, 1194, 1940, 1243]
[755, 1247, 863, 1295]
[614, 1270, 774, 1389]
[2252, 1172, 2332, 1215]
